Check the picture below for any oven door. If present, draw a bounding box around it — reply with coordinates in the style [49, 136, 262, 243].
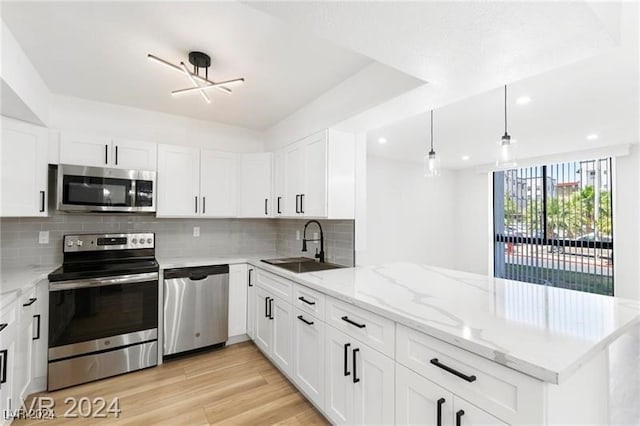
[48, 272, 158, 360]
[57, 165, 155, 212]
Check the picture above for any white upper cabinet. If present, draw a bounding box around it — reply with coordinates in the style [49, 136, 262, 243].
[273, 149, 286, 216]
[277, 129, 355, 219]
[239, 152, 273, 218]
[200, 150, 238, 217]
[112, 138, 157, 170]
[60, 132, 156, 170]
[1, 117, 48, 217]
[156, 144, 200, 218]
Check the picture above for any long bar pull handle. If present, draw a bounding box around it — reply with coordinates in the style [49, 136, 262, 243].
[436, 398, 445, 426]
[248, 269, 253, 287]
[0, 323, 7, 333]
[105, 144, 108, 164]
[202, 197, 206, 214]
[268, 298, 274, 320]
[265, 297, 270, 318]
[40, 191, 45, 212]
[352, 348, 360, 383]
[115, 145, 118, 165]
[341, 316, 366, 329]
[343, 343, 351, 377]
[430, 358, 477, 383]
[298, 296, 316, 306]
[0, 350, 7, 384]
[33, 314, 41, 340]
[296, 194, 300, 213]
[300, 193, 305, 214]
[297, 315, 314, 326]
[23, 297, 37, 307]
[264, 198, 268, 215]
[277, 196, 282, 214]
[195, 196, 198, 214]
[455, 410, 465, 426]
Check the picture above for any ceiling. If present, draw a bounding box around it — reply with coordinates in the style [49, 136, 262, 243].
[0, 1, 410, 130]
[366, 22, 639, 170]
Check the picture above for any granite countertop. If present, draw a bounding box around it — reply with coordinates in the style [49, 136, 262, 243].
[244, 261, 640, 385]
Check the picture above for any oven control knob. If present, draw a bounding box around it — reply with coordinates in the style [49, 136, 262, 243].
[66, 240, 74, 247]
[76, 240, 83, 247]
[132, 238, 138, 244]
[146, 238, 152, 244]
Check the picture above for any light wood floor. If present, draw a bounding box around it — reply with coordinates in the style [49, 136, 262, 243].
[17, 341, 327, 425]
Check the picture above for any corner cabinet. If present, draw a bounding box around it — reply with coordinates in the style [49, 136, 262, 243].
[239, 152, 273, 218]
[0, 117, 48, 217]
[280, 129, 355, 219]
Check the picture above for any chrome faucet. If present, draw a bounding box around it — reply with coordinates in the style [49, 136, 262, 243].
[301, 220, 325, 263]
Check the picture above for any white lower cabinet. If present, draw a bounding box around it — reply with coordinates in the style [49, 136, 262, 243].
[397, 364, 506, 426]
[324, 325, 394, 425]
[228, 264, 248, 339]
[293, 308, 325, 408]
[246, 267, 256, 340]
[253, 286, 293, 376]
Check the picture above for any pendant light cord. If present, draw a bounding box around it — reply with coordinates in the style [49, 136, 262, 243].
[504, 84, 508, 134]
[430, 109, 434, 152]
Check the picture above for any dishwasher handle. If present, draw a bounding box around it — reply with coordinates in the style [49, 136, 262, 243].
[164, 264, 229, 280]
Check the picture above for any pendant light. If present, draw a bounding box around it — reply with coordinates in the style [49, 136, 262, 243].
[424, 109, 440, 177]
[496, 84, 516, 168]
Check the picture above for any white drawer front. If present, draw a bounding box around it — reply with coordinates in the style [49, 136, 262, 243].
[255, 268, 293, 302]
[294, 284, 325, 321]
[396, 324, 543, 425]
[326, 298, 394, 358]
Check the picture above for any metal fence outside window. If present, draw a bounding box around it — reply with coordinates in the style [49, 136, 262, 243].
[493, 158, 613, 296]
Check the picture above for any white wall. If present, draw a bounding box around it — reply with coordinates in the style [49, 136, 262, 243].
[48, 95, 264, 158]
[0, 20, 51, 125]
[357, 155, 455, 267]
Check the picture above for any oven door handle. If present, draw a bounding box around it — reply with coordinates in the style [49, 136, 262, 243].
[49, 272, 158, 291]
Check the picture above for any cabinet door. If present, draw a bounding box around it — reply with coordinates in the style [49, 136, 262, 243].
[273, 149, 286, 216]
[15, 292, 36, 403]
[271, 297, 293, 375]
[246, 268, 256, 340]
[453, 397, 508, 426]
[112, 138, 157, 170]
[353, 340, 395, 425]
[284, 142, 303, 216]
[396, 363, 453, 426]
[254, 287, 273, 355]
[325, 326, 354, 425]
[200, 150, 238, 217]
[228, 264, 248, 338]
[60, 132, 111, 167]
[30, 281, 48, 392]
[0, 303, 18, 417]
[239, 153, 273, 218]
[293, 309, 325, 408]
[0, 117, 48, 217]
[156, 144, 200, 217]
[302, 133, 328, 217]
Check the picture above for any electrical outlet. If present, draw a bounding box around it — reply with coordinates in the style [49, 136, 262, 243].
[38, 231, 49, 244]
[193, 226, 200, 237]
[296, 230, 300, 240]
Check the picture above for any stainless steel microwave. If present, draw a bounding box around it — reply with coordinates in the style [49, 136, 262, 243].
[55, 164, 156, 213]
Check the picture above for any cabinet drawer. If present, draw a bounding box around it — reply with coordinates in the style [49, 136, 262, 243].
[326, 298, 394, 358]
[255, 268, 293, 302]
[396, 324, 543, 425]
[294, 284, 325, 321]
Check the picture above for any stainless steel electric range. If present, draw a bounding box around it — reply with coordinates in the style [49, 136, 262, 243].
[47, 233, 159, 391]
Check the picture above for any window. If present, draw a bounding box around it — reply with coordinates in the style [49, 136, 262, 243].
[493, 158, 613, 296]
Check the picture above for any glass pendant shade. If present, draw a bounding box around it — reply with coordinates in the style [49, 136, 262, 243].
[424, 150, 440, 177]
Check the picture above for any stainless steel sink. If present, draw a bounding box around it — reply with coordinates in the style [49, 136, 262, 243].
[261, 257, 346, 273]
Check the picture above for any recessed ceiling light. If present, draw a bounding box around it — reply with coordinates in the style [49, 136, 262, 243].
[516, 96, 531, 105]
[378, 137, 387, 144]
[461, 155, 470, 161]
[586, 134, 599, 140]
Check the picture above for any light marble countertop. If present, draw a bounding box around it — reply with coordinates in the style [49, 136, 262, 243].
[0, 264, 58, 308]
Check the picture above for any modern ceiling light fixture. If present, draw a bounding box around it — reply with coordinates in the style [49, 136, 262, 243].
[497, 84, 517, 168]
[424, 109, 440, 178]
[148, 51, 245, 103]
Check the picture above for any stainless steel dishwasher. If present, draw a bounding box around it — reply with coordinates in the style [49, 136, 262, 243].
[163, 264, 229, 356]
